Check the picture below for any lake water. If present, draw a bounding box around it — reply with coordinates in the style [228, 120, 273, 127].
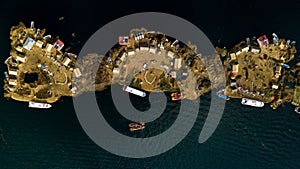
[1, 0, 300, 168]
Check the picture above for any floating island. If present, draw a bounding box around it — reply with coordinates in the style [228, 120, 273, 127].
[3, 22, 300, 110]
[217, 35, 300, 109]
[4, 22, 76, 103]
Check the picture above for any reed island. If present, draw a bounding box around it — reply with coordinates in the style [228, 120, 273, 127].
[4, 22, 300, 111]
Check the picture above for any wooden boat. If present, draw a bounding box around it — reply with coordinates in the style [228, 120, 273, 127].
[130, 125, 145, 131]
[129, 122, 145, 131]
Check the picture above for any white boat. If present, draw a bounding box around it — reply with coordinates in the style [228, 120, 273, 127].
[216, 89, 230, 100]
[122, 85, 146, 97]
[4, 72, 9, 81]
[28, 101, 52, 109]
[241, 98, 264, 107]
[295, 107, 300, 114]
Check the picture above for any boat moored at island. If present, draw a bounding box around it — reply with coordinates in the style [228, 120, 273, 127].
[241, 98, 264, 107]
[294, 107, 300, 114]
[122, 85, 146, 97]
[28, 101, 52, 109]
[216, 89, 230, 100]
[4, 71, 9, 81]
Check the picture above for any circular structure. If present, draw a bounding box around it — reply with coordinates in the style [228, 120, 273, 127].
[144, 70, 157, 85]
[73, 12, 226, 158]
[144, 71, 155, 84]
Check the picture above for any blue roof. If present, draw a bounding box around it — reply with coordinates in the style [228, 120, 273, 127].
[23, 37, 35, 50]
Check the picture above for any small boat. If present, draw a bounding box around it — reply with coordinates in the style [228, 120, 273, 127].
[241, 98, 264, 107]
[130, 125, 145, 131]
[28, 101, 52, 109]
[216, 89, 230, 100]
[129, 122, 145, 131]
[129, 122, 145, 128]
[171, 92, 184, 101]
[295, 107, 300, 114]
[4, 72, 9, 81]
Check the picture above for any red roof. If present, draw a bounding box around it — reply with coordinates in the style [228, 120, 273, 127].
[257, 35, 269, 46]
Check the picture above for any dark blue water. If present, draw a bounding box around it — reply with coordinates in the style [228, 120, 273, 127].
[1, 0, 300, 168]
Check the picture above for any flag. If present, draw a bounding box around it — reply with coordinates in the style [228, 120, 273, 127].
[53, 39, 64, 51]
[119, 36, 129, 45]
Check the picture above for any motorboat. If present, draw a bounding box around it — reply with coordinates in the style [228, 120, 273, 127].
[241, 98, 264, 107]
[28, 101, 52, 109]
[295, 107, 300, 114]
[123, 85, 146, 97]
[216, 89, 230, 100]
